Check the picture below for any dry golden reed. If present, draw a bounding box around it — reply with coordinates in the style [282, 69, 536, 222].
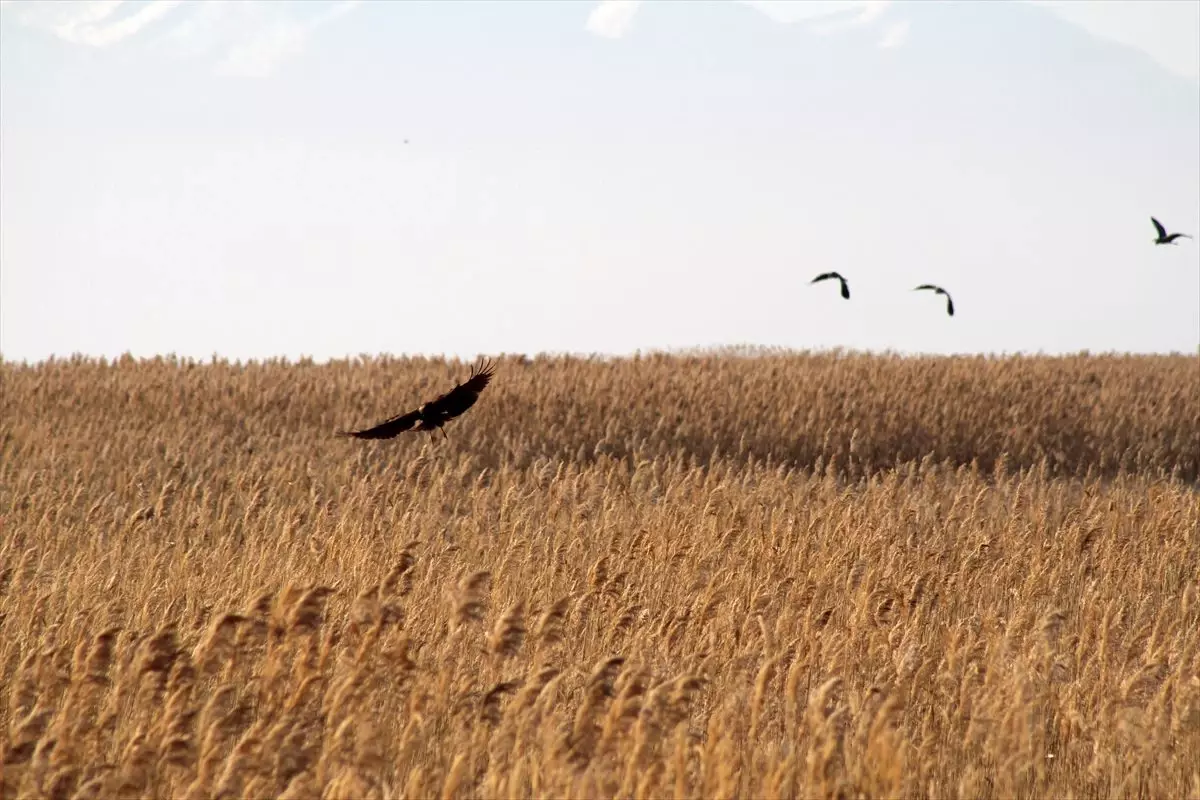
[1, 349, 1198, 799]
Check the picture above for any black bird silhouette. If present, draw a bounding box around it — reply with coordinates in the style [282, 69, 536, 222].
[914, 284, 955, 317]
[1151, 217, 1191, 245]
[340, 358, 496, 441]
[810, 271, 850, 300]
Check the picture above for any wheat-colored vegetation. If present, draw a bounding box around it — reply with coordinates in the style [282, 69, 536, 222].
[2, 350, 1198, 799]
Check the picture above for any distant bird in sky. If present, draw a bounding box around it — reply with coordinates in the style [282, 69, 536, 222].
[810, 271, 850, 300]
[340, 358, 496, 441]
[1150, 217, 1191, 245]
[914, 284, 955, 317]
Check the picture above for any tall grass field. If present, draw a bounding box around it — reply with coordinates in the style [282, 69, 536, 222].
[2, 351, 1198, 799]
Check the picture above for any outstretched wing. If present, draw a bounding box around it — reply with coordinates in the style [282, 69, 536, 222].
[340, 408, 422, 440]
[1151, 217, 1167, 239]
[812, 272, 849, 298]
[427, 358, 496, 421]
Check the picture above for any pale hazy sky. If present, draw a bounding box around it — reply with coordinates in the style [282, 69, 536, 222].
[1, 0, 1198, 362]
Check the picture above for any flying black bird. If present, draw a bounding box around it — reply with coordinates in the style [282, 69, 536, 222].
[811, 271, 850, 300]
[340, 358, 496, 441]
[914, 284, 955, 317]
[1151, 217, 1192, 245]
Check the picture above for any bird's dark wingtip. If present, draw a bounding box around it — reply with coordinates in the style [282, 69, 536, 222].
[473, 356, 497, 378]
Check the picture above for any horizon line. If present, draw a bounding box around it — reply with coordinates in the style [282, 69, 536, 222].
[3, 344, 1198, 368]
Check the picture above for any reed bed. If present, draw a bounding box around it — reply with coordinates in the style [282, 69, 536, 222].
[1, 351, 1197, 799]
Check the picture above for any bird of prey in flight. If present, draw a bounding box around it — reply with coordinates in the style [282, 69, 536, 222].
[810, 271, 850, 300]
[1151, 217, 1191, 245]
[340, 359, 496, 441]
[914, 284, 955, 317]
